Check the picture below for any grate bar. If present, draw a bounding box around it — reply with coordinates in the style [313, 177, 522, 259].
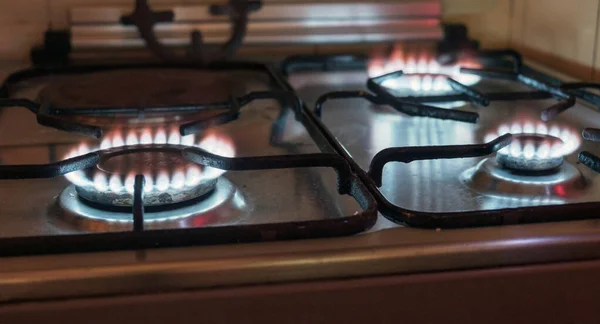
[367, 134, 512, 186]
[133, 175, 145, 232]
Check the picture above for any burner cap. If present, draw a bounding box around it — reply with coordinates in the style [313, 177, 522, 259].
[461, 157, 587, 199]
[75, 145, 217, 208]
[64, 129, 236, 208]
[496, 134, 564, 172]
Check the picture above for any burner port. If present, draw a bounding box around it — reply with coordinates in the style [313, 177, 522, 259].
[496, 134, 564, 172]
[63, 128, 235, 209]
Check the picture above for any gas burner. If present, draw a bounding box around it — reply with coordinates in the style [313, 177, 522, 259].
[462, 121, 585, 198]
[59, 128, 246, 230]
[58, 178, 248, 232]
[462, 158, 586, 198]
[75, 145, 219, 207]
[496, 134, 564, 172]
[63, 128, 235, 208]
[367, 46, 481, 94]
[484, 121, 581, 169]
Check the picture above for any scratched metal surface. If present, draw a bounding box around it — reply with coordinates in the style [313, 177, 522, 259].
[0, 67, 360, 238]
[291, 70, 600, 214]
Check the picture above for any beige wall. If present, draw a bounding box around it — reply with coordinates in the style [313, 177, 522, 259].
[0, 0, 49, 63]
[509, 0, 600, 80]
[2, 0, 600, 80]
[446, 0, 600, 80]
[443, 0, 512, 49]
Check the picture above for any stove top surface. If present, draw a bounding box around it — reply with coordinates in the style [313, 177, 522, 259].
[291, 71, 600, 214]
[4, 55, 600, 240]
[5, 55, 600, 303]
[0, 64, 368, 241]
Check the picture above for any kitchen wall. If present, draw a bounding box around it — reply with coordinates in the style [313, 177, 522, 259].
[444, 0, 512, 49]
[446, 0, 600, 80]
[513, 0, 600, 80]
[1, 0, 600, 80]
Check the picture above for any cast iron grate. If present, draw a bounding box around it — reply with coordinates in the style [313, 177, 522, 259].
[313, 50, 595, 124]
[0, 63, 302, 138]
[0, 62, 377, 256]
[284, 51, 600, 228]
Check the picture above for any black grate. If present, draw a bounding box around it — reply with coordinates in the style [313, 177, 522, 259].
[0, 62, 378, 257]
[0, 63, 301, 139]
[285, 51, 600, 228]
[579, 128, 600, 174]
[459, 50, 590, 121]
[313, 50, 587, 124]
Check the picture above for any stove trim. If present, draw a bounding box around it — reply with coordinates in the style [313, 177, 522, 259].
[0, 62, 378, 257]
[286, 52, 600, 228]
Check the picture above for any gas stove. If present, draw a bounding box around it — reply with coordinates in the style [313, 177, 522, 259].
[290, 49, 600, 227]
[4, 0, 600, 307]
[0, 63, 375, 254]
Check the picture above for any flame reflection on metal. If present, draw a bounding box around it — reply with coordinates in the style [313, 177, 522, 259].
[462, 158, 586, 199]
[481, 195, 566, 211]
[57, 178, 248, 231]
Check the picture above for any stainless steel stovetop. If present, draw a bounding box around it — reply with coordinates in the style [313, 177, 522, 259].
[4, 56, 600, 303]
[291, 68, 600, 213]
[0, 67, 363, 239]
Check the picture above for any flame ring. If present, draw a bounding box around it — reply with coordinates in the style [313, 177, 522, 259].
[485, 122, 581, 160]
[64, 128, 235, 206]
[75, 145, 219, 207]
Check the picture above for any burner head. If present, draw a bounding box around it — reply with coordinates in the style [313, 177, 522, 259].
[64, 129, 235, 208]
[368, 45, 481, 94]
[76, 145, 217, 207]
[39, 69, 242, 110]
[462, 157, 587, 200]
[496, 134, 564, 172]
[485, 121, 581, 172]
[465, 122, 586, 200]
[58, 178, 248, 232]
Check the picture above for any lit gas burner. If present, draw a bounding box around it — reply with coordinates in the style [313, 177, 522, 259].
[462, 121, 586, 199]
[64, 128, 235, 207]
[58, 128, 247, 231]
[485, 121, 580, 172]
[368, 45, 482, 93]
[496, 134, 564, 172]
